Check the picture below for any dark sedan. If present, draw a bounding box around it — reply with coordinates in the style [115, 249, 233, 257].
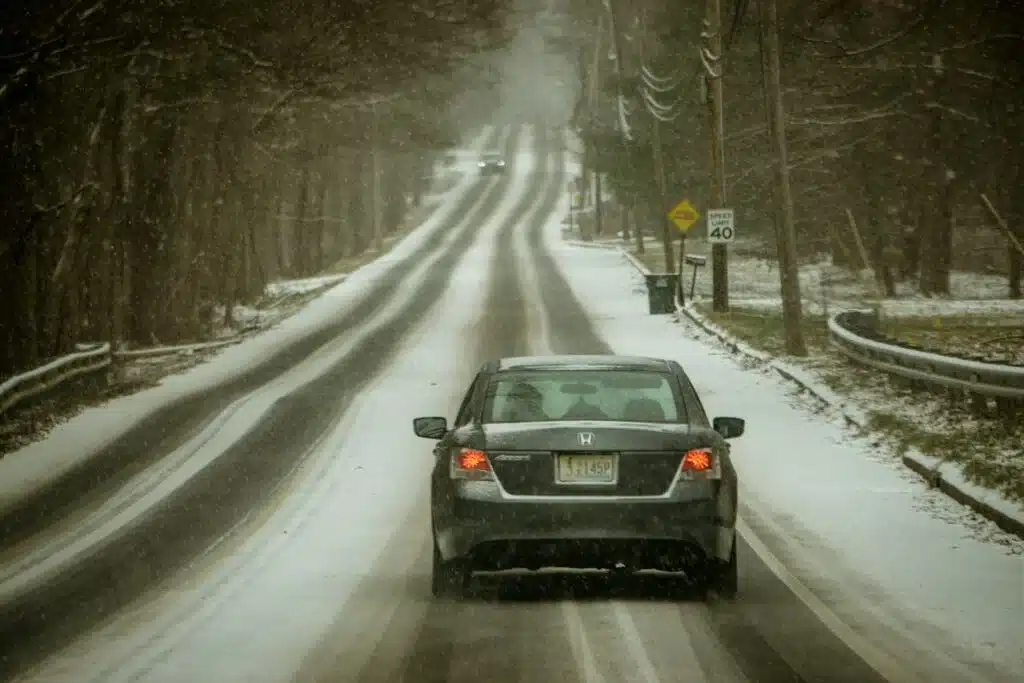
[413, 355, 745, 599]
[477, 151, 506, 175]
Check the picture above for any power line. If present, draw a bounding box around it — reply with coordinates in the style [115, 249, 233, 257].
[640, 62, 682, 122]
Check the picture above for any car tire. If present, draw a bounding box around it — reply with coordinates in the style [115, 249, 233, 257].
[705, 540, 738, 599]
[431, 538, 469, 599]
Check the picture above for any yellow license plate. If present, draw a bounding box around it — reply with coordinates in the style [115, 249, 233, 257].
[556, 454, 617, 484]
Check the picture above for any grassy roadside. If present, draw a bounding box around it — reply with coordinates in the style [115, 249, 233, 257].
[881, 316, 1024, 364]
[629, 238, 767, 274]
[631, 240, 675, 274]
[693, 301, 1024, 504]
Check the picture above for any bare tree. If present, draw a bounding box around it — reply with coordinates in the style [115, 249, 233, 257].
[0, 0, 517, 377]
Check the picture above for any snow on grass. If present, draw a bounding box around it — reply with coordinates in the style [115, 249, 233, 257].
[544, 215, 1024, 680]
[616, 232, 1024, 499]
[676, 296, 1024, 542]
[879, 315, 1023, 363]
[688, 295, 1024, 504]
[263, 274, 348, 298]
[631, 237, 1024, 311]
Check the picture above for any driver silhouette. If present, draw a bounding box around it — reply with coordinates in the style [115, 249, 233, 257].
[503, 382, 548, 422]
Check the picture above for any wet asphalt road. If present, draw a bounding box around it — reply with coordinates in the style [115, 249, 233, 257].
[2, 122, 902, 683]
[293, 125, 892, 683]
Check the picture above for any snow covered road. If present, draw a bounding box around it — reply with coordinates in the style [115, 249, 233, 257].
[3, 123, 1021, 683]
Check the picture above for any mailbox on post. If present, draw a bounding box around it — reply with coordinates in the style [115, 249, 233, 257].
[683, 254, 707, 302]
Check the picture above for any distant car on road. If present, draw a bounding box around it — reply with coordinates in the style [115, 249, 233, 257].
[477, 151, 506, 175]
[413, 354, 745, 599]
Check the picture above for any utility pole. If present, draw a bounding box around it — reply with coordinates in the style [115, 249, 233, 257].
[604, 0, 631, 246]
[651, 116, 675, 273]
[703, 0, 729, 311]
[759, 0, 806, 355]
[586, 13, 604, 239]
[638, 6, 674, 274]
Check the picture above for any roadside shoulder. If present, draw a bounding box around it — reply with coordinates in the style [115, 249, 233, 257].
[676, 298, 1024, 540]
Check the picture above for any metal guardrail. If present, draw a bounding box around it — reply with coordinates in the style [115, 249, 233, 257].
[0, 344, 112, 415]
[0, 338, 244, 416]
[828, 310, 1024, 417]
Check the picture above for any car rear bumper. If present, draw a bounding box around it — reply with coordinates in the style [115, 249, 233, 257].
[435, 496, 731, 570]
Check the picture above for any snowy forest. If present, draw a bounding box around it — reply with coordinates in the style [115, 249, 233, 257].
[0, 0, 516, 378]
[4, 0, 1023, 380]
[565, 0, 1022, 298]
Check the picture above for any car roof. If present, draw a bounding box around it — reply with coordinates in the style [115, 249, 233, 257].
[481, 151, 503, 157]
[494, 354, 673, 373]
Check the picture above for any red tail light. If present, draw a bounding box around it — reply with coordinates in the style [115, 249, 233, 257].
[681, 448, 714, 473]
[457, 448, 490, 471]
[451, 448, 493, 480]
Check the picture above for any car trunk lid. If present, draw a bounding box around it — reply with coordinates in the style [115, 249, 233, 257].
[477, 422, 714, 497]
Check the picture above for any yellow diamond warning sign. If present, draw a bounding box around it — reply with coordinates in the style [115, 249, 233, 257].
[668, 199, 700, 232]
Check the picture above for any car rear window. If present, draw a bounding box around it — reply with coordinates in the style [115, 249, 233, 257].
[482, 370, 685, 423]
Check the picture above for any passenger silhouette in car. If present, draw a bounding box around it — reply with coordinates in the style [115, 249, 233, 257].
[621, 397, 666, 422]
[502, 383, 548, 422]
[561, 395, 607, 420]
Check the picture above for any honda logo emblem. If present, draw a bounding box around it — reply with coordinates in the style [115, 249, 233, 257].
[577, 432, 594, 447]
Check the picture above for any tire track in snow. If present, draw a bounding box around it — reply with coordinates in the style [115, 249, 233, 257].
[526, 134, 905, 683]
[292, 121, 560, 683]
[336, 124, 594, 683]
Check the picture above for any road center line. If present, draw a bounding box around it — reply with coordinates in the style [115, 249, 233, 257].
[514, 144, 557, 353]
[527, 144, 670, 683]
[561, 600, 607, 683]
[610, 602, 666, 683]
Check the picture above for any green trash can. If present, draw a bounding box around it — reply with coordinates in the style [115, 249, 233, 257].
[643, 273, 679, 314]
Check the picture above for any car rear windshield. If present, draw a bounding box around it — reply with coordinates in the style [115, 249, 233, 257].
[481, 370, 685, 423]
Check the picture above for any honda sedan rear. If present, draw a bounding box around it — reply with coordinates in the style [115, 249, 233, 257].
[412, 355, 745, 599]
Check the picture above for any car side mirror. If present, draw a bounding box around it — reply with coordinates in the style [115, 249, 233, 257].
[413, 416, 448, 439]
[713, 416, 745, 439]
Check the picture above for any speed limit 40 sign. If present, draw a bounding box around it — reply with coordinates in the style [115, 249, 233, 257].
[707, 208, 735, 243]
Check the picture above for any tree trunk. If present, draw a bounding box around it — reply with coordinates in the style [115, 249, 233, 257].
[350, 151, 370, 256]
[934, 171, 955, 295]
[294, 165, 312, 274]
[127, 118, 177, 345]
[223, 194, 245, 327]
[631, 205, 644, 254]
[274, 181, 289, 277]
[383, 153, 407, 236]
[314, 168, 328, 271]
[107, 79, 133, 353]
